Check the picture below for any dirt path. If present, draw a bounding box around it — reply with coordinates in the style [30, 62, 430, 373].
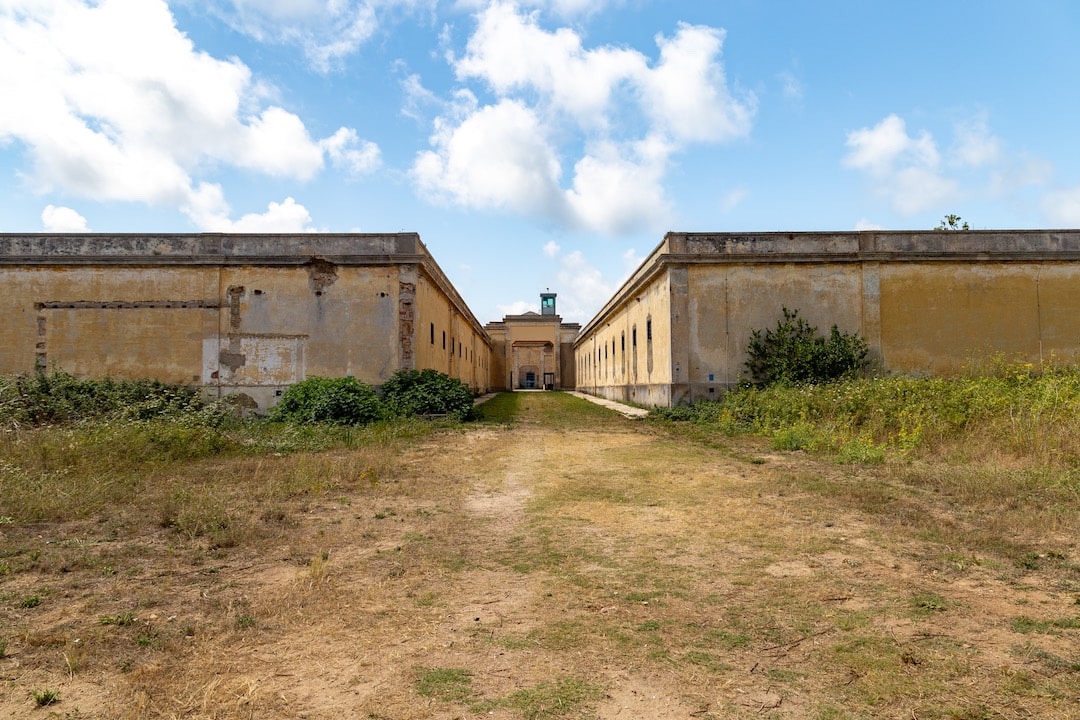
[2, 393, 1077, 719]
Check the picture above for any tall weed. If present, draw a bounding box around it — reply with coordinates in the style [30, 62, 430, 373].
[654, 364, 1080, 466]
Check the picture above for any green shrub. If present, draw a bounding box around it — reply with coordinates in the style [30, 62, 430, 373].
[744, 308, 868, 386]
[269, 376, 383, 425]
[0, 372, 223, 428]
[380, 369, 474, 420]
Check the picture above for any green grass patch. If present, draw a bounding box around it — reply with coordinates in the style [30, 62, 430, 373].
[415, 667, 473, 703]
[476, 392, 521, 423]
[1010, 615, 1080, 634]
[473, 678, 603, 720]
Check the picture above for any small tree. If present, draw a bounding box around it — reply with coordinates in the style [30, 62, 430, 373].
[744, 308, 869, 387]
[935, 214, 970, 231]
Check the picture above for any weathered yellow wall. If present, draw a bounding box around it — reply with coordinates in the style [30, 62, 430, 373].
[0, 233, 493, 406]
[879, 262, 1080, 373]
[576, 231, 1080, 407]
[576, 269, 673, 405]
[1, 266, 219, 384]
[687, 262, 865, 387]
[215, 265, 401, 386]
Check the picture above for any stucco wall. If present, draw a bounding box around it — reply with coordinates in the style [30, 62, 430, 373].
[484, 315, 574, 391]
[878, 262, 1080, 373]
[575, 230, 1080, 407]
[0, 233, 492, 408]
[576, 268, 674, 406]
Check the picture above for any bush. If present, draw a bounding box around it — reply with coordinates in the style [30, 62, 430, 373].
[269, 376, 383, 425]
[744, 308, 868, 387]
[380, 369, 474, 420]
[0, 371, 221, 427]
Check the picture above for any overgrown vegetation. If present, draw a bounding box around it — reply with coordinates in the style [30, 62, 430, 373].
[380, 368, 475, 420]
[743, 307, 868, 386]
[652, 360, 1080, 467]
[0, 371, 224, 427]
[268, 376, 383, 425]
[0, 370, 475, 525]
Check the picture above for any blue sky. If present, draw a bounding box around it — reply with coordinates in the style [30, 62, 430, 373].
[2, 1, 1079, 325]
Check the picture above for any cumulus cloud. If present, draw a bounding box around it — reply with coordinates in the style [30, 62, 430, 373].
[549, 247, 615, 321]
[413, 3, 755, 235]
[321, 127, 383, 176]
[414, 97, 565, 217]
[41, 204, 89, 232]
[843, 112, 1057, 218]
[202, 0, 428, 72]
[0, 0, 378, 228]
[182, 184, 315, 232]
[843, 114, 957, 214]
[564, 135, 673, 234]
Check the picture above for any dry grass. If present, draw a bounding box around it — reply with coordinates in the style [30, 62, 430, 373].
[1, 392, 1078, 719]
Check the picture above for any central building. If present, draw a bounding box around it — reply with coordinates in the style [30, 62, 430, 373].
[485, 293, 580, 391]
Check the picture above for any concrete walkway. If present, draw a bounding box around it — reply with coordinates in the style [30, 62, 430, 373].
[566, 391, 650, 419]
[473, 391, 650, 419]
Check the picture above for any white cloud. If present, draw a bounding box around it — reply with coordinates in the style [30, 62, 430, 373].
[1043, 187, 1080, 226]
[543, 240, 561, 257]
[454, 2, 647, 128]
[564, 136, 673, 234]
[41, 204, 89, 232]
[400, 71, 440, 121]
[621, 247, 643, 272]
[457, 0, 622, 19]
[321, 127, 383, 176]
[0, 0, 377, 226]
[844, 115, 938, 176]
[413, 98, 565, 217]
[854, 218, 886, 231]
[202, 0, 428, 72]
[950, 115, 1000, 168]
[641, 23, 755, 144]
[778, 69, 803, 102]
[843, 114, 955, 214]
[182, 184, 315, 232]
[551, 248, 614, 321]
[844, 112, 1054, 217]
[415, 3, 754, 235]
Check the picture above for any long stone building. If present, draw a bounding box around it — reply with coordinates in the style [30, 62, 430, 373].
[575, 230, 1080, 406]
[0, 233, 493, 411]
[3, 229, 1080, 409]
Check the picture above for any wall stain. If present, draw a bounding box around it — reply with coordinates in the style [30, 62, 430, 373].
[307, 258, 338, 294]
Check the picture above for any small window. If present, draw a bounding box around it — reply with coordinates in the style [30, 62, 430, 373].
[632, 326, 637, 347]
[646, 318, 652, 341]
[442, 331, 446, 349]
[430, 323, 435, 344]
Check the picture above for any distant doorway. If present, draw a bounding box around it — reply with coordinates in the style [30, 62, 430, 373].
[524, 371, 537, 389]
[543, 372, 555, 390]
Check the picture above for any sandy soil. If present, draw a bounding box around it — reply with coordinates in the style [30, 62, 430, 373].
[1, 397, 1078, 719]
